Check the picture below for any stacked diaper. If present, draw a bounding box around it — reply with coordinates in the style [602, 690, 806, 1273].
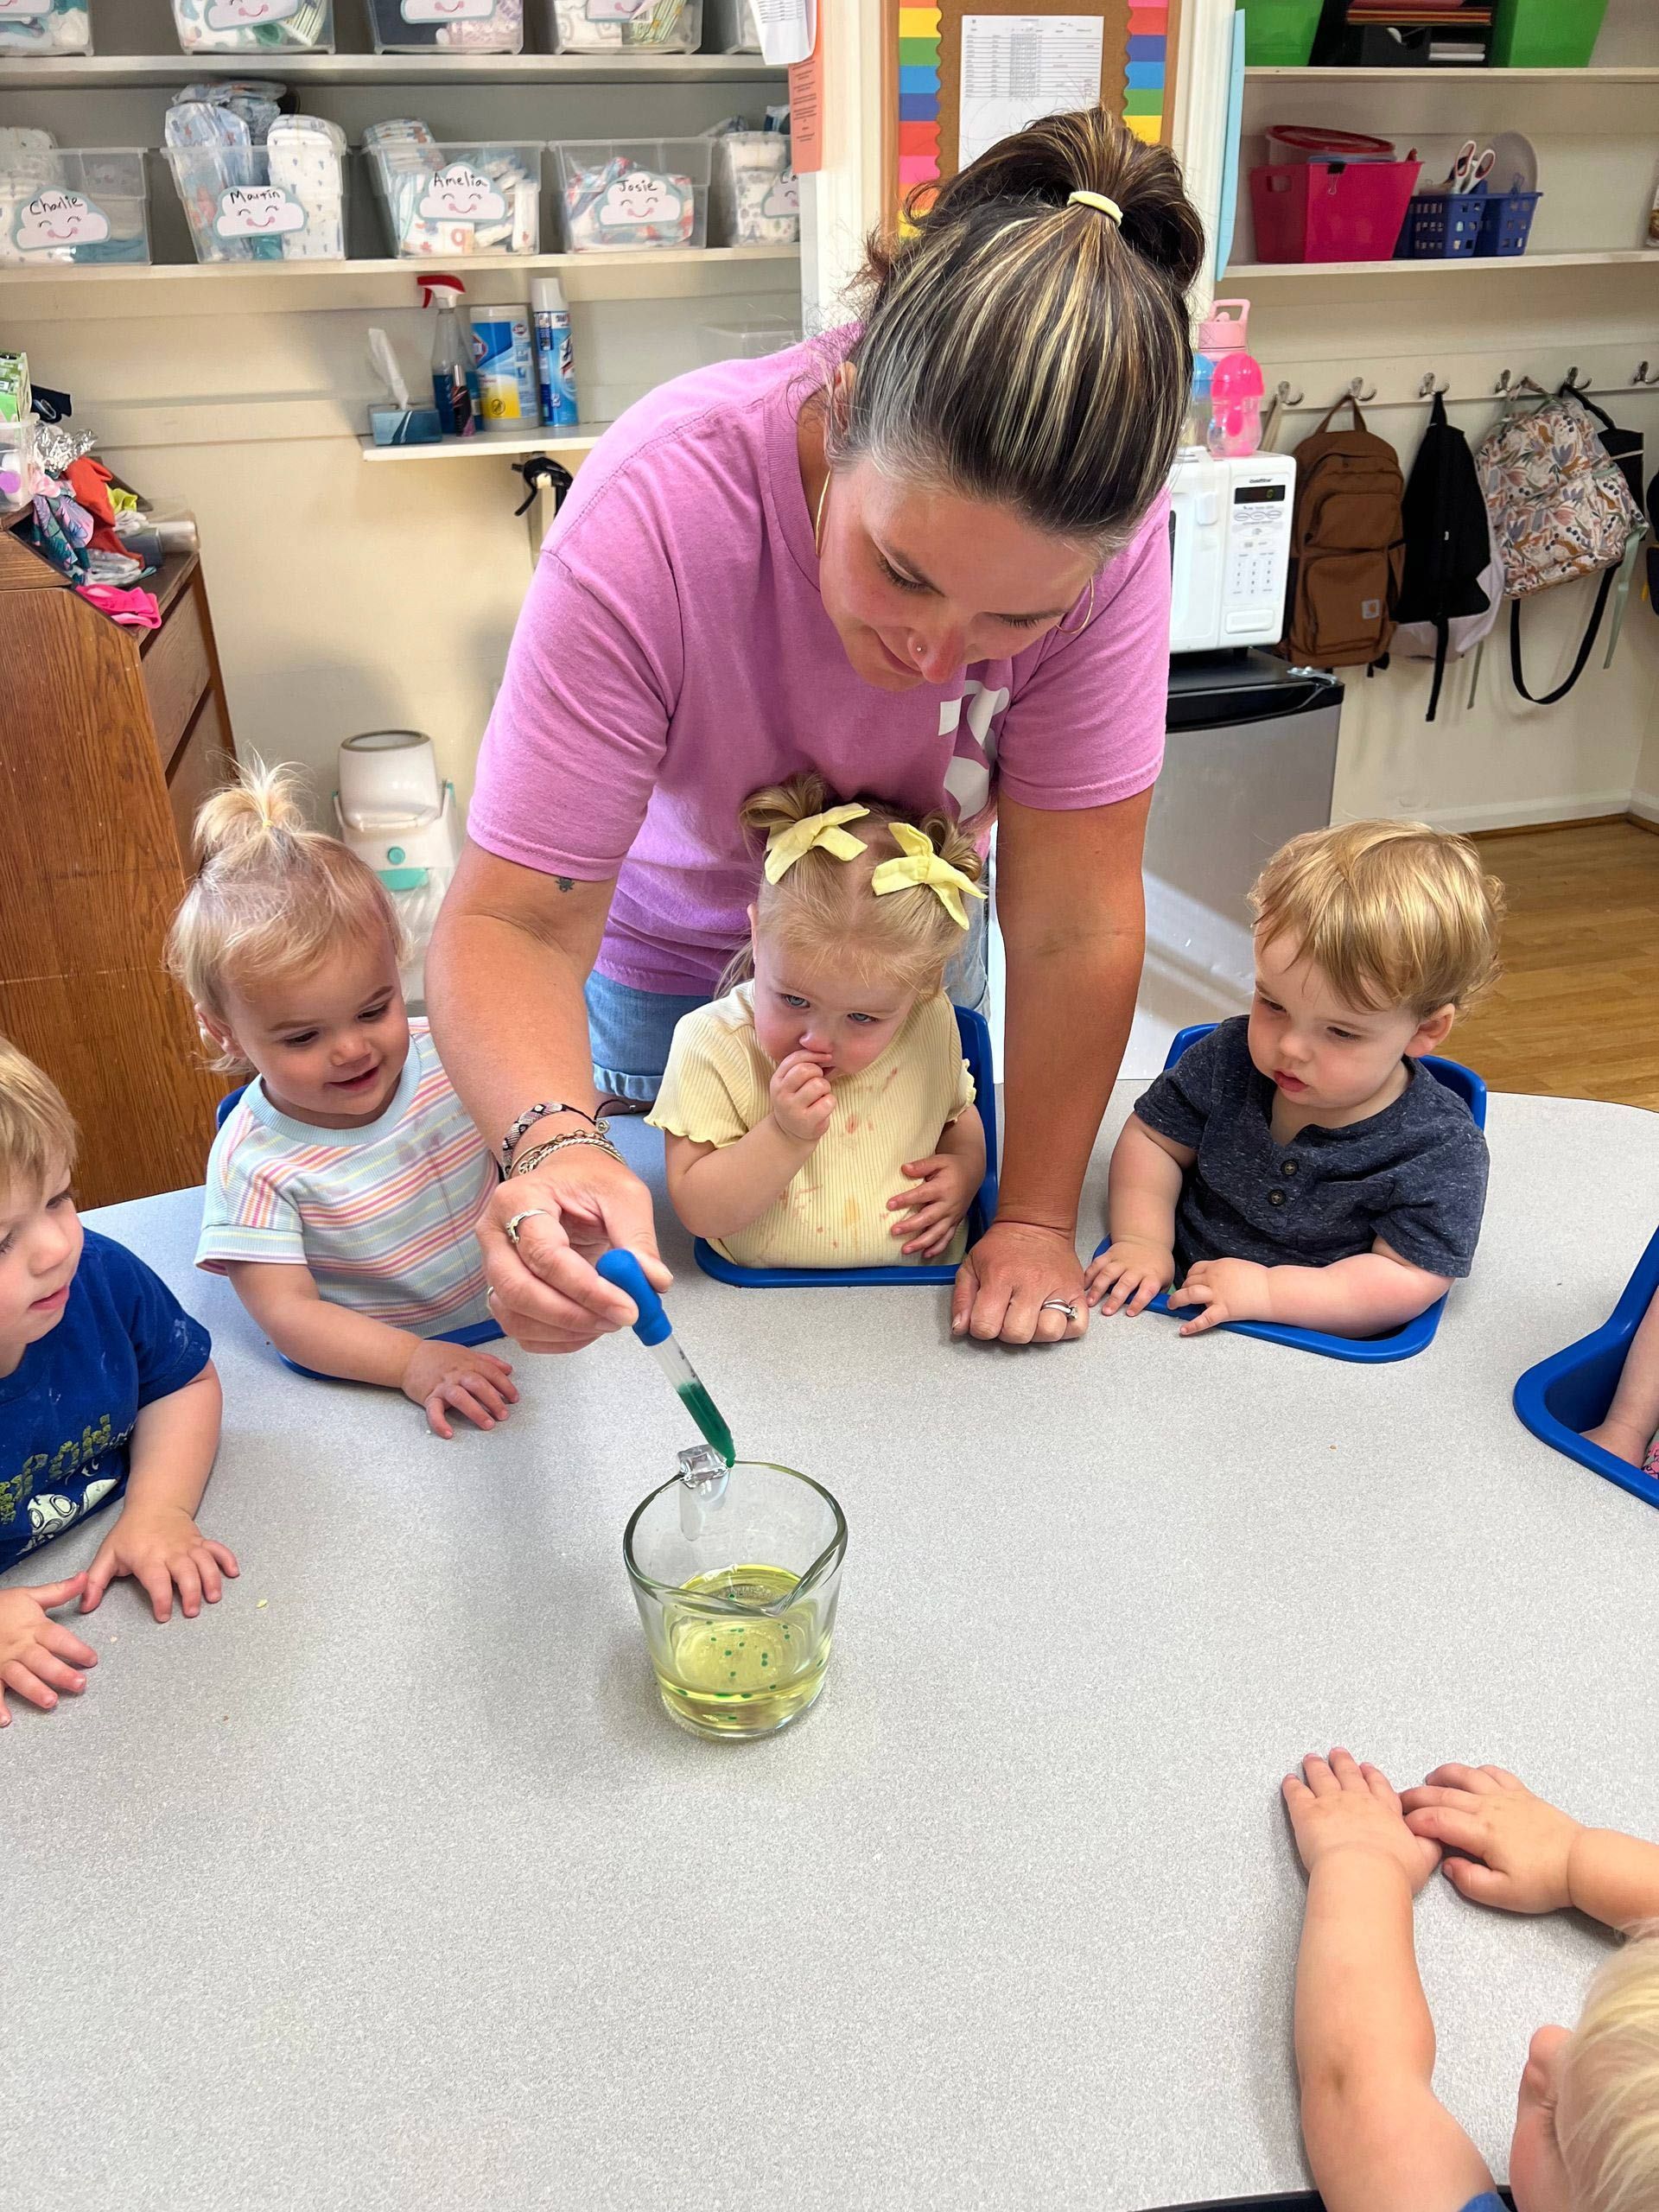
[0, 130, 149, 265]
[0, 0, 92, 54]
[365, 119, 539, 257]
[165, 99, 346, 262]
[176, 78, 287, 143]
[366, 0, 524, 51]
[169, 0, 334, 54]
[710, 130, 797, 245]
[545, 0, 702, 54]
[558, 147, 698, 252]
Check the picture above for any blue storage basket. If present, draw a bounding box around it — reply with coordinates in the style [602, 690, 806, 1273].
[1398, 190, 1484, 260]
[1473, 188, 1541, 257]
[1514, 1224, 1659, 1514]
[213, 1083, 505, 1377]
[692, 1004, 1000, 1288]
[1090, 1021, 1487, 1364]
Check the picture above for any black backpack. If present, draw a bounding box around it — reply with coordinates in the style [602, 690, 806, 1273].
[1391, 392, 1494, 721]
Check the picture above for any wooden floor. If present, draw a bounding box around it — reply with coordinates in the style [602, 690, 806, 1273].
[1454, 821, 1659, 1112]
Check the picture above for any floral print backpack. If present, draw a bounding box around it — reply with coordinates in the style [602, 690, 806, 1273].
[1476, 389, 1646, 705]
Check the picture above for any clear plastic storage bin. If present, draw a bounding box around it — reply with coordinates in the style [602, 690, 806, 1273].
[1, 149, 149, 264]
[555, 137, 709, 252]
[367, 129, 541, 257]
[539, 0, 701, 54]
[168, 121, 347, 262]
[169, 0, 335, 54]
[0, 1, 92, 55]
[709, 131, 797, 245]
[365, 0, 523, 52]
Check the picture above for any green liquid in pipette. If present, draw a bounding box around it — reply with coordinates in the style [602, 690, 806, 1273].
[677, 1380, 734, 1466]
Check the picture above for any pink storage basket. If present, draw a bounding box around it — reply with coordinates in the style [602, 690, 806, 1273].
[1249, 158, 1421, 262]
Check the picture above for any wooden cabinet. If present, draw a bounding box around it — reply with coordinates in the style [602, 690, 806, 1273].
[0, 515, 235, 1207]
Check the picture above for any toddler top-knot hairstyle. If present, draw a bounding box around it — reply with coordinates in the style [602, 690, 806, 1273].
[1249, 820, 1504, 1020]
[167, 760, 407, 1072]
[736, 772, 985, 996]
[1559, 1926, 1659, 2212]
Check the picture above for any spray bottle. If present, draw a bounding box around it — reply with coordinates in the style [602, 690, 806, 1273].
[419, 273, 478, 439]
[531, 274, 580, 429]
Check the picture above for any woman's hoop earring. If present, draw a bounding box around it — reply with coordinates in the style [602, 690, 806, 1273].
[1053, 574, 1097, 643]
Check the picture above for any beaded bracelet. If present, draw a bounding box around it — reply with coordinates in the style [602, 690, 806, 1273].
[510, 1129, 624, 1179]
[499, 1100, 608, 1173]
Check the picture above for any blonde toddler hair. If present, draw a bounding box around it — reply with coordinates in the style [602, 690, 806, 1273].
[734, 772, 984, 997]
[1249, 820, 1503, 1020]
[0, 1037, 78, 1197]
[1559, 1926, 1659, 2212]
[167, 760, 407, 1073]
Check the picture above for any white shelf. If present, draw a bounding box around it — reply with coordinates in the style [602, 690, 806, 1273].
[1244, 65, 1659, 82]
[359, 423, 607, 461]
[0, 245, 799, 320]
[1226, 250, 1659, 279]
[0, 50, 785, 89]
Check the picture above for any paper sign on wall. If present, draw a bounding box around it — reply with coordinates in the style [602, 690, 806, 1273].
[215, 184, 306, 236]
[957, 13, 1105, 170]
[749, 0, 814, 66]
[403, 0, 495, 19]
[787, 6, 823, 173]
[417, 164, 508, 220]
[15, 191, 110, 251]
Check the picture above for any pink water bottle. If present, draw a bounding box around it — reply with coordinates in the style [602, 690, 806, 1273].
[1198, 298, 1265, 459]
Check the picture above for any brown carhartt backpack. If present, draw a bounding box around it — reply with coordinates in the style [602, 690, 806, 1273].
[1278, 393, 1406, 669]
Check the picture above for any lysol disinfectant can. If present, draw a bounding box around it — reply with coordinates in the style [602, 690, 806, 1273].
[531, 275, 581, 429]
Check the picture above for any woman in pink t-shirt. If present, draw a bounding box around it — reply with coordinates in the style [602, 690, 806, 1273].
[429, 107, 1203, 1351]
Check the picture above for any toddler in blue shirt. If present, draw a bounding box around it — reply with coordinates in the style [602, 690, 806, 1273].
[1090, 820, 1503, 1341]
[0, 1039, 236, 1729]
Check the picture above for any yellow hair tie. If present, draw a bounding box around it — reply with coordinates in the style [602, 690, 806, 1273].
[1068, 189, 1122, 226]
[869, 821, 987, 932]
[764, 804, 870, 884]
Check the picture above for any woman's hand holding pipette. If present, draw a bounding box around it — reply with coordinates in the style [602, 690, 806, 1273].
[479, 1149, 673, 1356]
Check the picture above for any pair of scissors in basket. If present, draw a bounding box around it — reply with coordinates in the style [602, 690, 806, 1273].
[1447, 140, 1496, 194]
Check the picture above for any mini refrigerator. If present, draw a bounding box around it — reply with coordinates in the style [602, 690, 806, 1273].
[1124, 651, 1343, 1077]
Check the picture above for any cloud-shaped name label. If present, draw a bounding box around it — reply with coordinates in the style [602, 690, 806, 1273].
[205, 0, 302, 25]
[595, 173, 687, 229]
[761, 175, 798, 219]
[417, 164, 507, 222]
[215, 186, 305, 237]
[402, 0, 494, 20]
[16, 193, 111, 253]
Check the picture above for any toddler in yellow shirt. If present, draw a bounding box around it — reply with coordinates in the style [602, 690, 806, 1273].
[649, 774, 988, 1270]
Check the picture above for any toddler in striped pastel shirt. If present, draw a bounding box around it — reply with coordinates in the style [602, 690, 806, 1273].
[169, 764, 516, 1439]
[648, 773, 987, 1271]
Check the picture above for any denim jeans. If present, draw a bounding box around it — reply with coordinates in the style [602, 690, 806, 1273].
[587, 897, 991, 1105]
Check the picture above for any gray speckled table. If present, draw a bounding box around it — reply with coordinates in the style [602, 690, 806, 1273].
[3, 1084, 1658, 2212]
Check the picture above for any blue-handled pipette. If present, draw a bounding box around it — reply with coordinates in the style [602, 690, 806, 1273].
[596, 1249, 734, 1467]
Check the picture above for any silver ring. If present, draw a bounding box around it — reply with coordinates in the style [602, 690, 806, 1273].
[1040, 1298, 1080, 1322]
[505, 1208, 550, 1249]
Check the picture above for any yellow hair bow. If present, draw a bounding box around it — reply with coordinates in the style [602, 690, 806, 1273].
[764, 804, 870, 884]
[869, 821, 987, 931]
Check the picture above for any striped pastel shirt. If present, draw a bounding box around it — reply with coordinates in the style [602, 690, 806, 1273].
[196, 1021, 495, 1334]
[648, 983, 976, 1270]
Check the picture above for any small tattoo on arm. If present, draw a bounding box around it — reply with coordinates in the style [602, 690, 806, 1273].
[555, 876, 575, 893]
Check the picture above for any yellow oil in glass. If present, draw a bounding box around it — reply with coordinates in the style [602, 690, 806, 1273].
[655, 1563, 830, 1738]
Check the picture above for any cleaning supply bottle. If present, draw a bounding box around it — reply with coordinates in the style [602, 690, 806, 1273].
[531, 274, 580, 429]
[419, 273, 477, 439]
[1197, 297, 1265, 459]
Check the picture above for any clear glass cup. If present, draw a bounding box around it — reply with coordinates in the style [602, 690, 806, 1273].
[624, 1452, 847, 1740]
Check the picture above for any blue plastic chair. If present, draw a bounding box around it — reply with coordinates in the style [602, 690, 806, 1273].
[213, 1082, 505, 1377]
[692, 1004, 1000, 1288]
[1090, 1021, 1488, 1364]
[1513, 1224, 1659, 1514]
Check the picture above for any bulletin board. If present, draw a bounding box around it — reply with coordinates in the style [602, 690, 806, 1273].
[883, 0, 1180, 226]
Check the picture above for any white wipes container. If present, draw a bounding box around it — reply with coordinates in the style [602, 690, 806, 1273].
[335, 731, 461, 1008]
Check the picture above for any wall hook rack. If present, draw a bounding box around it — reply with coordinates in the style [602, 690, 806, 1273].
[1347, 376, 1377, 404]
[1634, 361, 1652, 385]
[1419, 372, 1451, 397]
[1274, 378, 1305, 408]
[1562, 365, 1591, 393]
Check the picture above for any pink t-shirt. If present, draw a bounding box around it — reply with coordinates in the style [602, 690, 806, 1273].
[470, 333, 1170, 996]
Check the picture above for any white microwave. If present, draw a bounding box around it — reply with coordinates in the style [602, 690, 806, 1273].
[1168, 448, 1297, 653]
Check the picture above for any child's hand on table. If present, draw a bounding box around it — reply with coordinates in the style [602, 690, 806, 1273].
[768, 1050, 835, 1146]
[1401, 1765, 1580, 1913]
[1085, 1237, 1176, 1315]
[83, 1509, 239, 1623]
[0, 1574, 98, 1724]
[1283, 1747, 1442, 1894]
[889, 1150, 977, 1259]
[402, 1340, 519, 1440]
[1167, 1256, 1273, 1336]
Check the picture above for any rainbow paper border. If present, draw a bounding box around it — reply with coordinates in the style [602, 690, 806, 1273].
[1123, 0, 1169, 144]
[895, 4, 941, 215]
